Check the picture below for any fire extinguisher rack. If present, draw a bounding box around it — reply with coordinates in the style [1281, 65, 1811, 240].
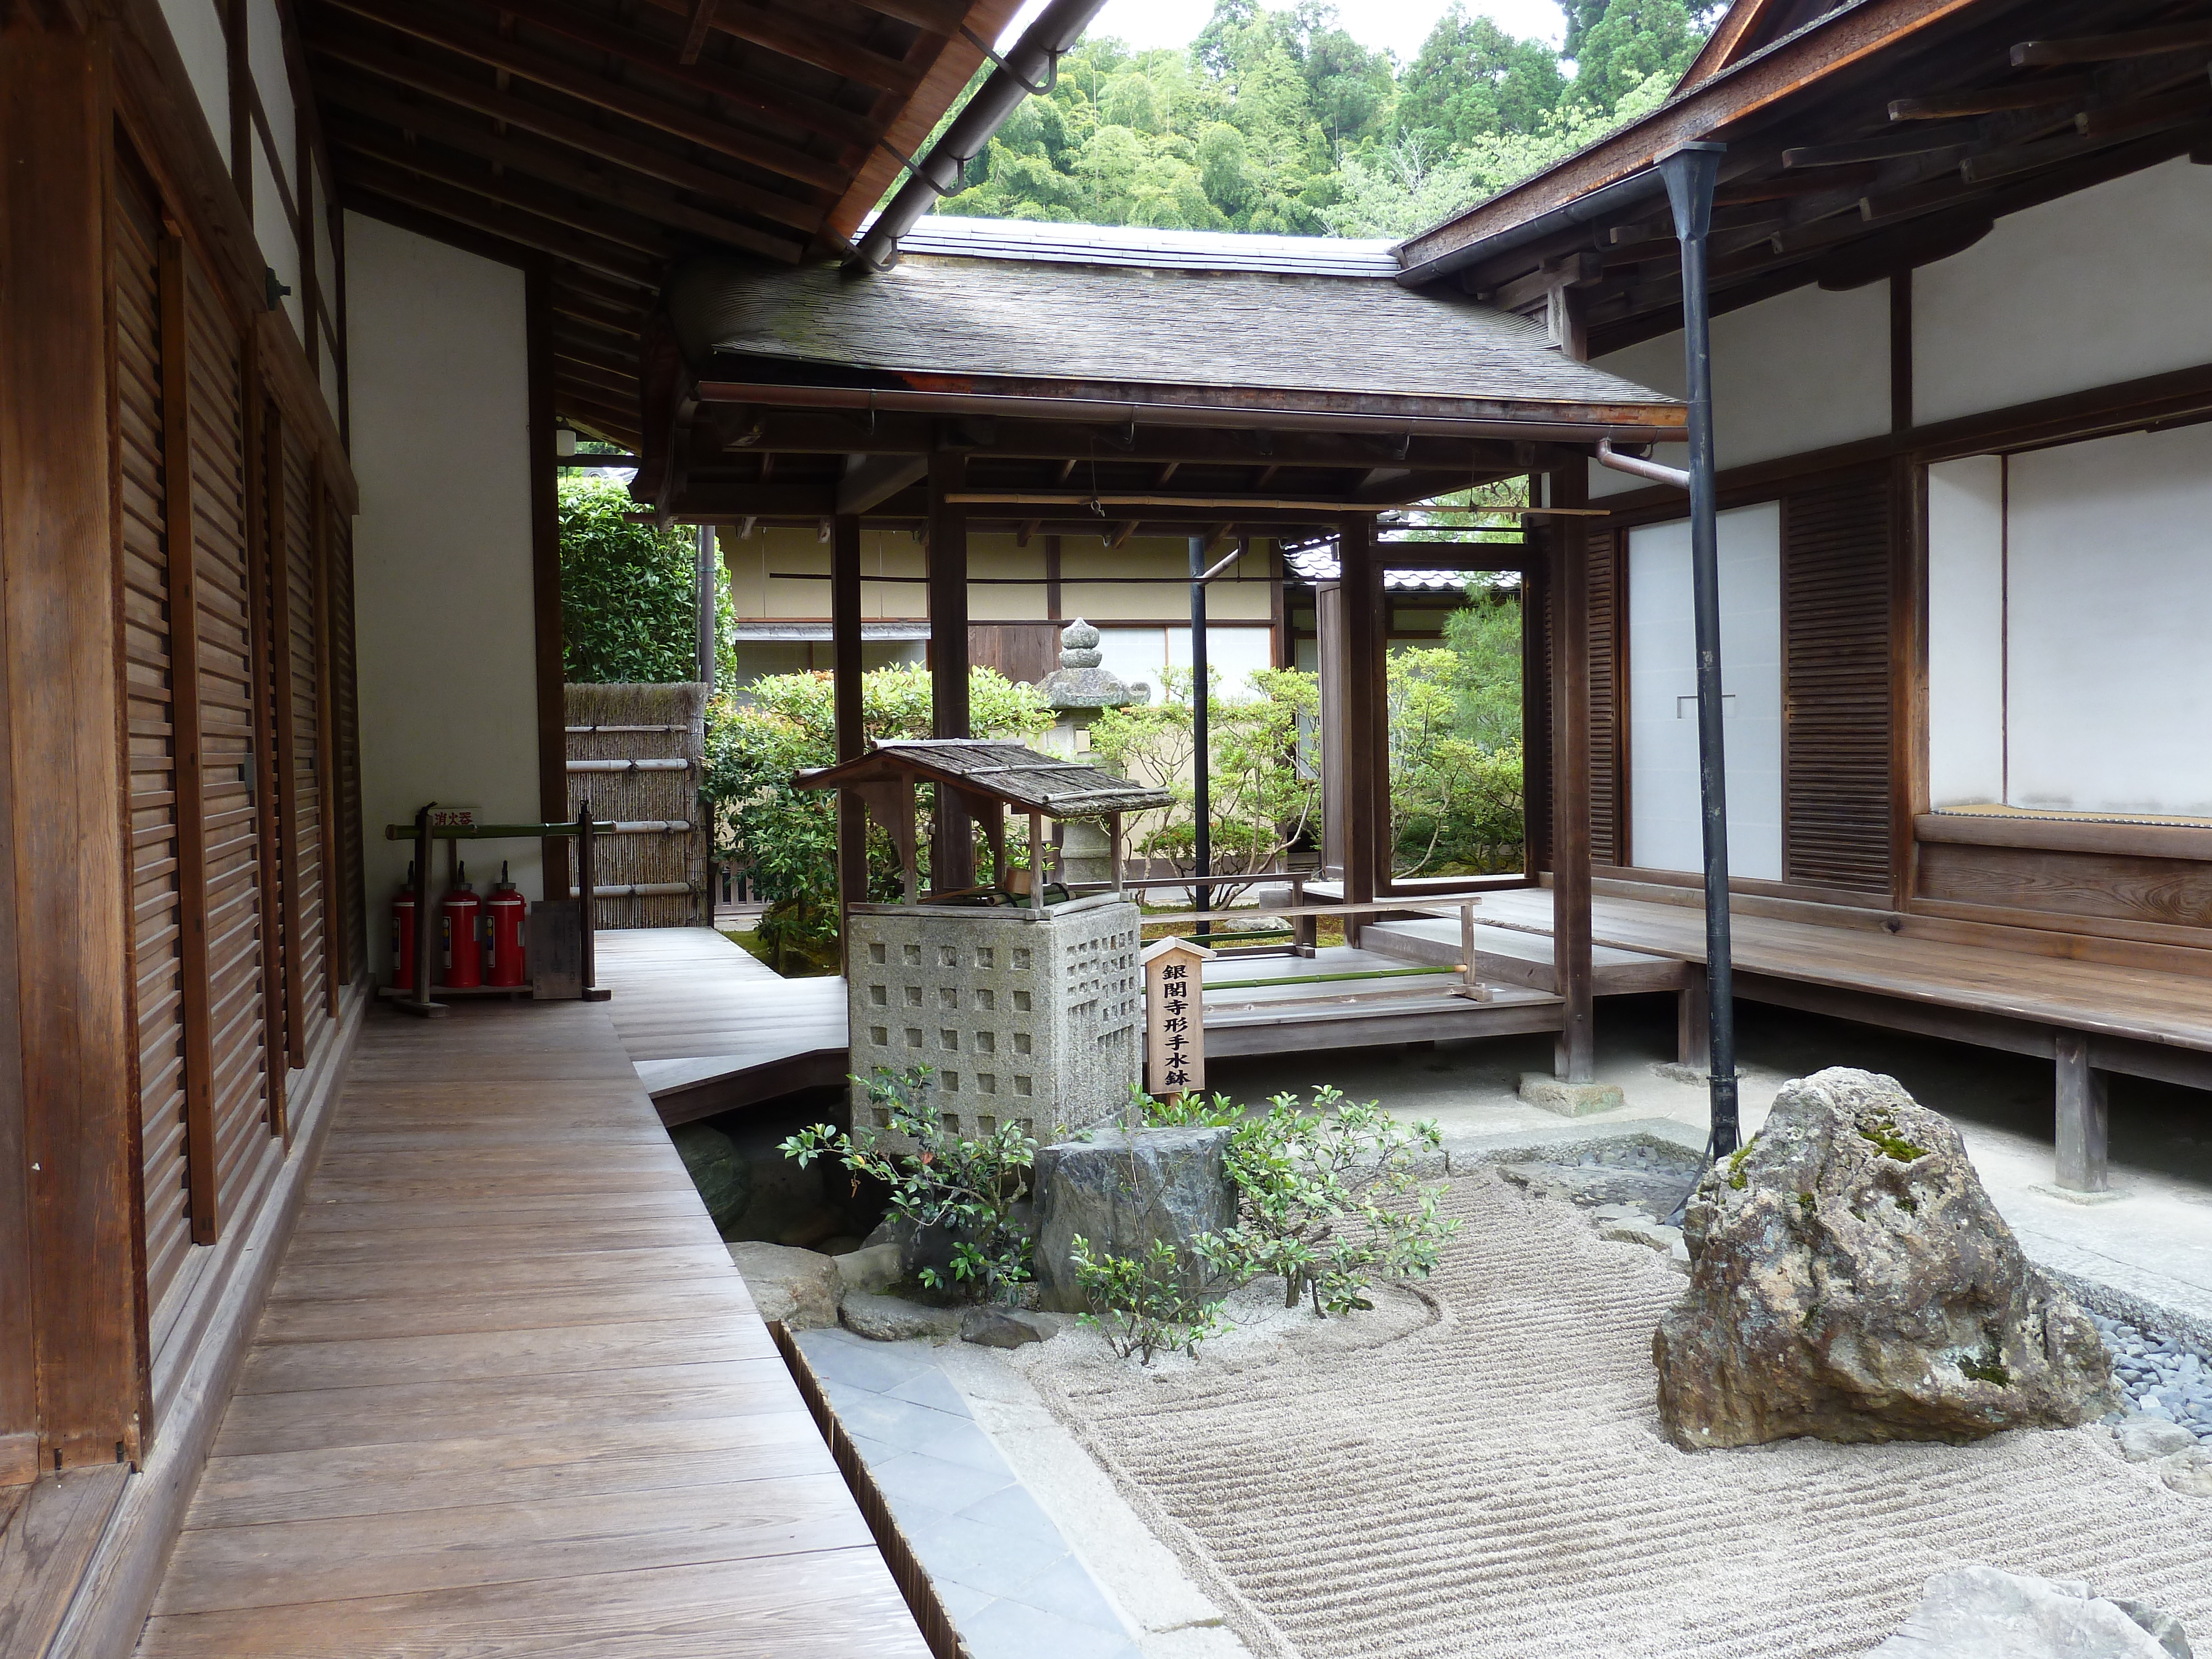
[379, 801, 614, 1018]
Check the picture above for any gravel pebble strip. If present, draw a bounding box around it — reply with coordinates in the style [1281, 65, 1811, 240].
[2094, 1313, 2212, 1444]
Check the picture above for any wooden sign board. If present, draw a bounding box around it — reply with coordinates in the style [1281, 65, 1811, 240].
[1143, 936, 1215, 1101]
[427, 805, 482, 830]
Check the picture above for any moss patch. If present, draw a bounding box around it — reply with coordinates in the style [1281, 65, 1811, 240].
[1856, 1115, 1929, 1162]
[1727, 1141, 1756, 1191]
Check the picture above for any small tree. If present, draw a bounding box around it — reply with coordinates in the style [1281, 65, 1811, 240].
[702, 666, 1053, 966]
[1086, 666, 1321, 902]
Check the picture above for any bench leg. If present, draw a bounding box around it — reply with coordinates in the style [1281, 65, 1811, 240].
[1677, 975, 1710, 1072]
[2053, 1032, 2109, 1193]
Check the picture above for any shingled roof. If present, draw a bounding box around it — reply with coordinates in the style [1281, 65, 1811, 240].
[792, 739, 1171, 817]
[664, 251, 1684, 425]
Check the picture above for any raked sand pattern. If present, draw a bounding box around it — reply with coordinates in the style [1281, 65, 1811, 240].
[1014, 1172, 2212, 1659]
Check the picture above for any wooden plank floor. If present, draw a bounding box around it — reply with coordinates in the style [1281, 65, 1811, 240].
[1478, 888, 2212, 1051]
[133, 999, 928, 1659]
[595, 930, 847, 1124]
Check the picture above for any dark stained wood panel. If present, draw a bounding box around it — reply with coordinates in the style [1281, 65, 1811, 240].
[1783, 477, 1894, 894]
[1917, 842, 2212, 931]
[182, 255, 278, 1233]
[967, 620, 1058, 686]
[1587, 530, 1622, 868]
[113, 163, 194, 1328]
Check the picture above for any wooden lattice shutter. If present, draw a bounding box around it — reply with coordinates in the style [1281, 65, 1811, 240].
[1587, 530, 1623, 867]
[328, 500, 366, 985]
[183, 253, 280, 1227]
[114, 162, 193, 1323]
[280, 421, 326, 1060]
[1783, 477, 1895, 893]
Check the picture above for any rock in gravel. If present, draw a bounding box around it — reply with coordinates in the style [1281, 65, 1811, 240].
[1863, 1566, 2182, 1658]
[833, 1242, 901, 1298]
[727, 1241, 839, 1330]
[841, 1291, 963, 1343]
[1654, 1068, 2116, 1449]
[1599, 1216, 1681, 1254]
[1030, 1127, 1237, 1314]
[959, 1306, 1060, 1348]
[2116, 1414, 2200, 1463]
[672, 1122, 752, 1234]
[2154, 1445, 2212, 1498]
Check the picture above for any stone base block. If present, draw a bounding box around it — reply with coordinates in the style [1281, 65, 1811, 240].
[1518, 1074, 1626, 1117]
[2028, 1182, 2128, 1206]
[1031, 1127, 1237, 1313]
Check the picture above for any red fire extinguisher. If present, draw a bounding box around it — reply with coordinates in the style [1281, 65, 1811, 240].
[390, 862, 417, 988]
[486, 861, 528, 988]
[440, 863, 482, 988]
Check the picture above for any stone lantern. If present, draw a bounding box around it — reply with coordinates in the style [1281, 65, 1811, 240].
[1035, 619, 1134, 884]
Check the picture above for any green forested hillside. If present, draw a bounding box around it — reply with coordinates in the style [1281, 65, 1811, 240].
[932, 0, 1712, 238]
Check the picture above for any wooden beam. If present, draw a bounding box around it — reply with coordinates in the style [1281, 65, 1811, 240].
[524, 265, 573, 904]
[1887, 77, 2089, 119]
[678, 0, 717, 65]
[0, 13, 147, 1465]
[315, 0, 850, 190]
[1106, 519, 1138, 548]
[837, 452, 928, 515]
[341, 160, 661, 286]
[1782, 121, 1984, 166]
[614, 0, 926, 92]
[317, 83, 807, 259]
[927, 453, 973, 891]
[2012, 20, 2212, 67]
[309, 39, 826, 231]
[497, 0, 877, 148]
[1548, 470, 1595, 1083]
[226, 0, 252, 211]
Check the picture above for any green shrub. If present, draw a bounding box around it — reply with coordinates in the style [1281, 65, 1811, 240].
[780, 1066, 1034, 1301]
[1150, 1084, 1459, 1316]
[1069, 1235, 1222, 1365]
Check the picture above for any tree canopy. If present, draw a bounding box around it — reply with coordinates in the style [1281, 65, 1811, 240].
[932, 0, 1712, 238]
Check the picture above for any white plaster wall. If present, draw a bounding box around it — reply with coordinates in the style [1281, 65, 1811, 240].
[2005, 423, 2212, 816]
[1588, 279, 1891, 495]
[1095, 624, 1272, 703]
[246, 0, 293, 190]
[252, 146, 303, 341]
[1627, 503, 1783, 879]
[155, 0, 227, 156]
[1925, 455, 2006, 808]
[1915, 160, 2212, 426]
[346, 213, 544, 973]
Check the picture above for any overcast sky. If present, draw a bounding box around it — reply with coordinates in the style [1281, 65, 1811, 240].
[998, 0, 1568, 62]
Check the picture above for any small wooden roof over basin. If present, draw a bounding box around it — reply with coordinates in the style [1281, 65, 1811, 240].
[794, 738, 1166, 904]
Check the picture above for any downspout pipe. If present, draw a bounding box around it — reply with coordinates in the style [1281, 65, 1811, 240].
[1658, 140, 1740, 1164]
[848, 0, 1113, 274]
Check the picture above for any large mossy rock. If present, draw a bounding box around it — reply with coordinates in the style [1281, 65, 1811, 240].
[1654, 1067, 2115, 1449]
[670, 1123, 751, 1235]
[1031, 1127, 1237, 1314]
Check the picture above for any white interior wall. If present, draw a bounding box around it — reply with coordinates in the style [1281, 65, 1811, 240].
[156, 0, 227, 156]
[346, 213, 543, 973]
[1627, 503, 1783, 879]
[1925, 455, 2006, 808]
[1095, 625, 1272, 704]
[246, 0, 293, 188]
[1589, 280, 1891, 497]
[1915, 160, 2212, 426]
[2005, 423, 2212, 816]
[251, 147, 303, 340]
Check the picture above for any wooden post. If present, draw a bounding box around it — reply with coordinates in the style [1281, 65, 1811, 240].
[927, 454, 974, 890]
[1338, 518, 1384, 945]
[1316, 578, 1346, 879]
[0, 12, 149, 1464]
[1459, 901, 1489, 1002]
[2053, 1032, 2109, 1193]
[1678, 973, 1710, 1070]
[580, 801, 609, 1000]
[832, 513, 865, 954]
[1026, 811, 1046, 901]
[1107, 811, 1123, 895]
[396, 806, 445, 1018]
[1550, 471, 1597, 1083]
[525, 260, 571, 905]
